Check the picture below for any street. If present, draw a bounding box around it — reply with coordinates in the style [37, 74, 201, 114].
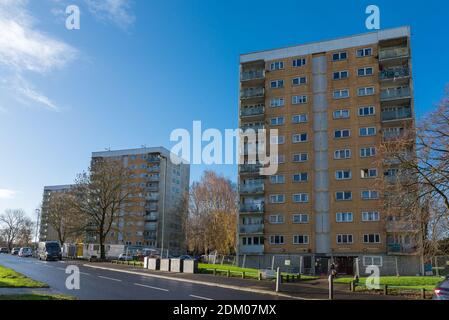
[0, 255, 285, 300]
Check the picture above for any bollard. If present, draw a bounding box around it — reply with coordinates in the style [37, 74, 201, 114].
[384, 285, 388, 295]
[242, 271, 245, 279]
[328, 275, 334, 300]
[286, 275, 290, 283]
[421, 288, 426, 299]
[349, 281, 353, 292]
[227, 270, 231, 277]
[275, 267, 281, 292]
[213, 268, 216, 276]
[258, 272, 262, 281]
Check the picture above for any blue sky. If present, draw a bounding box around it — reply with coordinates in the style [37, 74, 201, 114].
[0, 0, 448, 219]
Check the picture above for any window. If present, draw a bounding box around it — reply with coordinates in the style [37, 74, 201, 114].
[336, 212, 353, 222]
[360, 147, 376, 158]
[362, 211, 380, 222]
[334, 129, 351, 139]
[357, 48, 372, 57]
[292, 114, 308, 124]
[292, 214, 309, 224]
[359, 127, 376, 136]
[270, 135, 285, 144]
[337, 234, 353, 244]
[273, 154, 285, 164]
[293, 193, 309, 203]
[333, 109, 350, 119]
[270, 98, 285, 108]
[293, 172, 308, 182]
[358, 87, 375, 96]
[270, 175, 285, 184]
[333, 89, 349, 99]
[269, 235, 284, 245]
[292, 58, 306, 67]
[334, 149, 351, 159]
[384, 168, 399, 178]
[270, 80, 284, 88]
[269, 194, 285, 203]
[269, 214, 284, 224]
[383, 127, 404, 139]
[270, 117, 284, 126]
[292, 95, 308, 104]
[293, 153, 308, 162]
[333, 70, 349, 80]
[292, 76, 307, 86]
[358, 67, 374, 76]
[332, 51, 347, 61]
[363, 234, 381, 243]
[293, 235, 309, 245]
[358, 106, 375, 116]
[361, 168, 378, 179]
[363, 256, 382, 266]
[292, 133, 308, 143]
[335, 170, 351, 180]
[336, 191, 352, 201]
[270, 61, 284, 71]
[361, 190, 379, 200]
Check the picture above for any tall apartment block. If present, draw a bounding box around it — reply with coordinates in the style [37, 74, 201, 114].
[238, 26, 421, 275]
[39, 185, 74, 242]
[91, 147, 190, 255]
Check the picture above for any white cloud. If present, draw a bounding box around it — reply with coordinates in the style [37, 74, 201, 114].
[85, 0, 135, 29]
[0, 189, 17, 199]
[0, 0, 77, 111]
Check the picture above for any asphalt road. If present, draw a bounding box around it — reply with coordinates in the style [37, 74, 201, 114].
[0, 254, 284, 300]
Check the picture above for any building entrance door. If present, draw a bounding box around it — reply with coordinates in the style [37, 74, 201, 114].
[314, 257, 330, 276]
[334, 256, 354, 275]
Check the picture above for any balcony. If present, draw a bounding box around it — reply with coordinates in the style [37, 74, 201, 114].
[147, 156, 160, 163]
[387, 243, 418, 255]
[146, 185, 159, 192]
[240, 105, 264, 118]
[379, 66, 410, 81]
[239, 163, 263, 175]
[240, 87, 264, 100]
[239, 183, 264, 194]
[241, 124, 265, 132]
[146, 204, 158, 211]
[379, 47, 409, 61]
[147, 166, 160, 173]
[240, 245, 264, 254]
[380, 87, 411, 101]
[144, 234, 157, 241]
[381, 106, 412, 122]
[146, 194, 159, 201]
[148, 175, 159, 182]
[386, 219, 420, 233]
[145, 213, 159, 221]
[240, 224, 264, 234]
[241, 69, 265, 82]
[239, 203, 264, 213]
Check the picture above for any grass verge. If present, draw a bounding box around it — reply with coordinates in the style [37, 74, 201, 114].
[0, 265, 48, 288]
[0, 294, 75, 300]
[334, 275, 444, 288]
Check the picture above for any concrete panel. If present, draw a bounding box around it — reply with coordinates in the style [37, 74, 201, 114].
[160, 258, 171, 271]
[148, 258, 160, 271]
[313, 113, 328, 131]
[170, 258, 183, 272]
[183, 260, 199, 274]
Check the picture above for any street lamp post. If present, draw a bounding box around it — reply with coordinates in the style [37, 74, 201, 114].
[35, 208, 41, 250]
[160, 154, 168, 258]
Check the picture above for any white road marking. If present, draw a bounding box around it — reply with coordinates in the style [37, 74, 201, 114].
[189, 294, 213, 300]
[134, 283, 169, 292]
[80, 272, 90, 276]
[56, 267, 66, 271]
[98, 276, 122, 282]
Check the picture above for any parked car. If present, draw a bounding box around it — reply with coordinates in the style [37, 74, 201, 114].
[118, 253, 134, 261]
[18, 247, 33, 257]
[178, 255, 193, 260]
[433, 276, 449, 300]
[0, 247, 9, 254]
[38, 241, 62, 261]
[11, 248, 20, 255]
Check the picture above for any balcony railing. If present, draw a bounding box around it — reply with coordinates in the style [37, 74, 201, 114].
[379, 47, 409, 60]
[241, 124, 265, 132]
[239, 203, 264, 213]
[147, 156, 160, 163]
[240, 105, 264, 117]
[240, 245, 264, 254]
[380, 87, 411, 101]
[148, 175, 159, 182]
[146, 194, 159, 201]
[240, 224, 264, 234]
[146, 204, 158, 211]
[240, 87, 264, 100]
[239, 183, 264, 194]
[145, 213, 159, 221]
[379, 67, 410, 80]
[144, 235, 157, 241]
[239, 163, 263, 174]
[241, 69, 265, 81]
[387, 243, 418, 255]
[386, 219, 419, 233]
[381, 106, 412, 121]
[147, 166, 160, 173]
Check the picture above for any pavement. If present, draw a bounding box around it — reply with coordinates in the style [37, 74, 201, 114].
[0, 254, 408, 300]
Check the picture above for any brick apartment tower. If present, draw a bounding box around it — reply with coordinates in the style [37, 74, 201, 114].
[237, 26, 422, 275]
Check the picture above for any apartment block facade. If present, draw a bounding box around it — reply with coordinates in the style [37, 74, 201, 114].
[39, 185, 74, 242]
[238, 27, 421, 275]
[91, 147, 190, 255]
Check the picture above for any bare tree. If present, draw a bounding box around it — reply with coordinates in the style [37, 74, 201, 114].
[16, 218, 34, 247]
[0, 209, 29, 250]
[72, 157, 140, 260]
[378, 86, 449, 259]
[46, 192, 83, 247]
[187, 171, 237, 255]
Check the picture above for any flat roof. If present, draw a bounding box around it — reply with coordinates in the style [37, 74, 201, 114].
[43, 185, 74, 191]
[92, 146, 189, 165]
[240, 26, 410, 63]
